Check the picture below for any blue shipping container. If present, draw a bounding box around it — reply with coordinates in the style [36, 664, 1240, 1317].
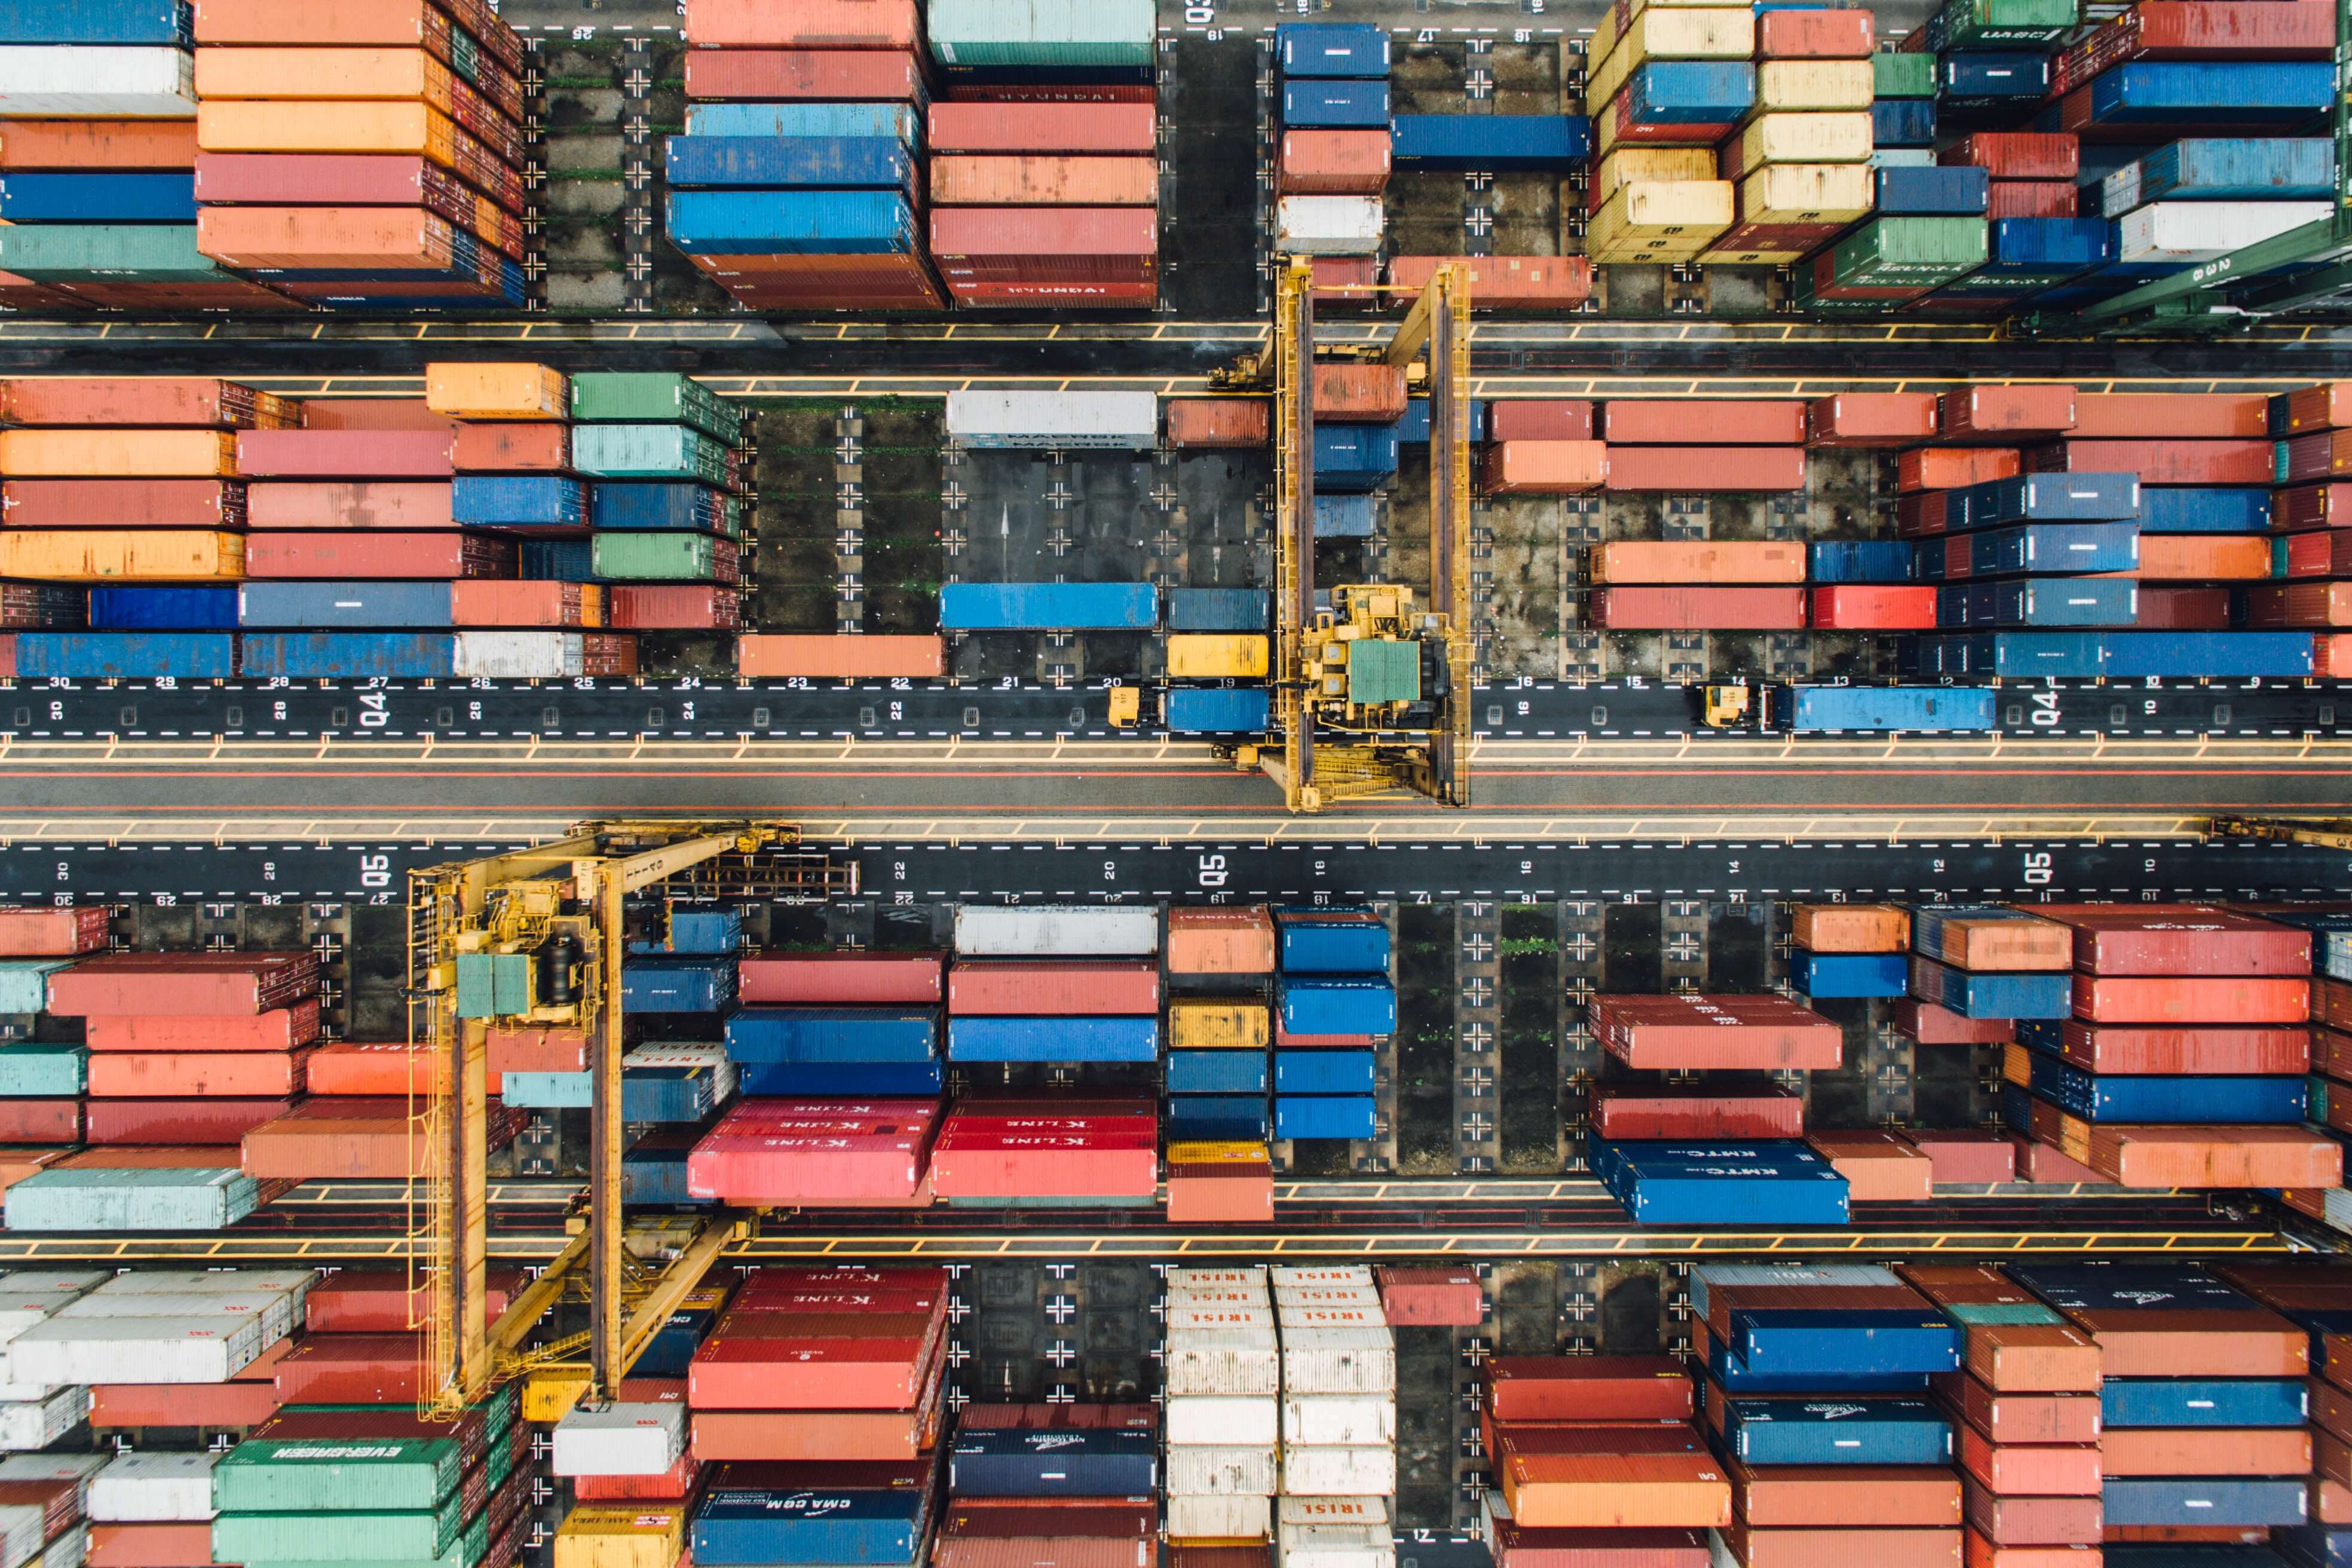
[592, 483, 730, 534]
[1167, 1051, 1269, 1095]
[1166, 587, 1269, 632]
[2137, 488, 2268, 533]
[15, 632, 234, 679]
[630, 908, 742, 955]
[1810, 540, 1916, 583]
[451, 476, 590, 529]
[948, 1429, 1157, 1497]
[1961, 631, 2108, 678]
[1390, 114, 1593, 169]
[2283, 1524, 2352, 1568]
[1970, 522, 2139, 577]
[939, 582, 1157, 630]
[2102, 1379, 2308, 1429]
[667, 189, 920, 255]
[1281, 79, 1391, 128]
[1729, 1310, 1966, 1377]
[2024, 1058, 2306, 1124]
[621, 1065, 723, 1123]
[633, 1307, 713, 1376]
[2121, 137, 2334, 207]
[1315, 423, 1401, 480]
[947, 1016, 1159, 1062]
[1784, 685, 1998, 734]
[0, 173, 195, 222]
[87, 587, 237, 630]
[519, 540, 601, 582]
[620, 956, 736, 1013]
[665, 136, 917, 191]
[622, 1131, 702, 1207]
[685, 102, 920, 142]
[1956, 580, 2139, 629]
[2082, 62, 2332, 128]
[236, 632, 456, 679]
[1394, 398, 1487, 444]
[1166, 688, 1272, 734]
[1278, 919, 1391, 975]
[1622, 62, 1755, 125]
[737, 1059, 944, 1097]
[1703, 1333, 1927, 1393]
[238, 581, 454, 629]
[1278, 23, 1391, 76]
[1721, 1398, 1955, 1465]
[1278, 978, 1396, 1036]
[1274, 1049, 1376, 1095]
[1876, 166, 1988, 215]
[1962, 473, 2142, 527]
[2105, 632, 2312, 678]
[1165, 1095, 1270, 1140]
[1941, 53, 2050, 102]
[724, 1009, 939, 1063]
[2102, 1479, 2309, 1529]
[1590, 1140, 1851, 1227]
[1872, 99, 1938, 148]
[1791, 952, 1910, 1000]
[1910, 955, 2071, 1019]
[693, 1489, 927, 1567]
[0, 0, 190, 44]
[1315, 494, 1377, 538]
[1275, 1094, 1378, 1140]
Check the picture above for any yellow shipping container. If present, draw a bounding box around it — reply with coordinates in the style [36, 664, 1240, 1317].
[1169, 1140, 1273, 1165]
[1591, 147, 1719, 209]
[197, 100, 459, 166]
[1587, 180, 1734, 261]
[194, 47, 476, 112]
[1168, 1000, 1271, 1051]
[1586, 10, 1754, 116]
[1167, 633, 1269, 679]
[0, 531, 243, 582]
[552, 1503, 687, 1568]
[425, 362, 568, 421]
[1740, 163, 1873, 224]
[1756, 59, 1875, 111]
[1590, 0, 1742, 74]
[0, 428, 237, 477]
[1696, 243, 1814, 264]
[1736, 112, 1873, 173]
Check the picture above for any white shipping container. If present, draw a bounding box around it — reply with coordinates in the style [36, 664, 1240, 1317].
[1686, 1263, 1893, 1321]
[31, 1521, 84, 1568]
[10, 1315, 265, 1386]
[1281, 1446, 1399, 1497]
[452, 631, 593, 679]
[0, 47, 196, 116]
[1166, 1326, 1279, 1396]
[1278, 1307, 1386, 1331]
[553, 1399, 689, 1477]
[1166, 1444, 1278, 1496]
[0, 1273, 105, 1298]
[1275, 197, 1384, 256]
[1278, 1521, 1398, 1568]
[1271, 1267, 1374, 1290]
[1282, 1396, 1396, 1446]
[1168, 1286, 1272, 1310]
[1168, 1301, 1275, 1331]
[0, 1388, 87, 1455]
[1166, 1395, 1278, 1446]
[1168, 1267, 1268, 1293]
[56, 1289, 298, 1342]
[96, 1269, 314, 1321]
[0, 1503, 39, 1568]
[1273, 1285, 1385, 1314]
[1279, 1327, 1396, 1394]
[2116, 201, 2328, 262]
[1169, 1493, 1270, 1541]
[1281, 1497, 1389, 1529]
[0, 1454, 108, 1487]
[89, 1452, 216, 1523]
[953, 904, 1159, 957]
[620, 1043, 738, 1104]
[944, 390, 1159, 449]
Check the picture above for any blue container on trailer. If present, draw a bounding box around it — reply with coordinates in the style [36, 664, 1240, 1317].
[1389, 114, 1592, 170]
[665, 136, 917, 192]
[1720, 1398, 1955, 1465]
[2127, 138, 2333, 203]
[0, 173, 195, 222]
[0, 0, 191, 44]
[948, 1015, 1159, 1062]
[1168, 1051, 1269, 1095]
[1963, 631, 2107, 678]
[666, 189, 920, 255]
[2103, 1379, 2308, 1429]
[1872, 99, 1938, 148]
[1940, 53, 2049, 103]
[451, 475, 590, 529]
[737, 1059, 944, 1096]
[630, 908, 742, 955]
[620, 955, 736, 1013]
[2025, 1059, 2306, 1124]
[948, 1428, 1157, 1497]
[686, 102, 920, 142]
[1622, 62, 1754, 125]
[1971, 522, 2140, 577]
[693, 1487, 928, 1566]
[2104, 632, 2313, 678]
[1278, 919, 1390, 975]
[1791, 952, 1910, 999]
[87, 587, 237, 630]
[592, 483, 730, 533]
[1590, 1140, 1851, 1227]
[1166, 1095, 1270, 1140]
[15, 632, 234, 679]
[1315, 494, 1376, 538]
[1394, 398, 1488, 443]
[1275, 1095, 1378, 1140]
[1962, 473, 2141, 527]
[237, 581, 454, 629]
[2103, 1479, 2309, 1529]
[1278, 978, 1397, 1036]
[938, 582, 1158, 630]
[1809, 540, 1916, 583]
[237, 632, 456, 679]
[2139, 488, 2268, 532]
[1166, 688, 1272, 734]
[725, 1009, 939, 1063]
[2084, 62, 2332, 128]
[1278, 23, 1391, 77]
[1275, 1049, 1376, 1095]
[1166, 587, 1269, 632]
[1784, 686, 1998, 734]
[1729, 1311, 1965, 1378]
[1282, 80, 1391, 128]
[1876, 166, 1988, 214]
[1909, 956, 2070, 1019]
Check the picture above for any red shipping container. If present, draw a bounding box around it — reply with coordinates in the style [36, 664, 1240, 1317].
[691, 1402, 941, 1462]
[2100, 1427, 2311, 1477]
[929, 1119, 1156, 1200]
[2283, 529, 2352, 577]
[1900, 448, 2020, 491]
[1942, 136, 2080, 180]
[1278, 129, 1393, 195]
[1813, 585, 1939, 629]
[1488, 402, 1596, 442]
[1934, 1373, 2103, 1446]
[274, 1333, 427, 1404]
[84, 1098, 291, 1145]
[684, 48, 924, 102]
[1719, 1520, 1960, 1568]
[246, 481, 455, 531]
[0, 1100, 78, 1144]
[1488, 1358, 1693, 1424]
[945, 960, 1159, 1015]
[452, 423, 568, 473]
[608, 585, 741, 630]
[0, 378, 295, 430]
[1603, 448, 1806, 492]
[305, 1267, 524, 1333]
[681, 0, 917, 47]
[88, 1522, 224, 1568]
[2041, 904, 2309, 975]
[194, 151, 527, 220]
[1808, 393, 1940, 446]
[1602, 401, 1805, 445]
[1941, 384, 2079, 439]
[2031, 439, 2271, 484]
[1589, 994, 1841, 1071]
[0, 908, 106, 957]
[2248, 583, 2352, 627]
[0, 118, 198, 172]
[306, 1042, 442, 1096]
[83, 998, 320, 1052]
[90, 1379, 281, 1431]
[688, 1334, 935, 1411]
[4, 479, 244, 530]
[1587, 1081, 1805, 1140]
[2087, 1125, 2342, 1190]
[296, 400, 456, 434]
[244, 531, 514, 579]
[1487, 1520, 1709, 1568]
[1963, 1486, 2102, 1547]
[2070, 974, 2308, 1024]
[1308, 254, 1380, 308]
[1312, 363, 1410, 422]
[1388, 253, 1592, 308]
[1903, 1264, 2051, 1310]
[1895, 1000, 2015, 1045]
[1374, 1266, 1483, 1326]
[1725, 1454, 1962, 1526]
[235, 428, 454, 477]
[86, 1049, 308, 1098]
[930, 207, 1157, 275]
[1757, 7, 1874, 54]
[1987, 182, 2079, 219]
[2133, 587, 2230, 630]
[739, 953, 944, 1006]
[47, 951, 317, 1016]
[1165, 399, 1271, 448]
[686, 1098, 939, 1206]
[1592, 586, 1808, 630]
[928, 102, 1153, 155]
[1958, 1428, 2102, 1496]
[574, 1453, 698, 1501]
[2068, 393, 2267, 438]
[2056, 1022, 2308, 1074]
[447, 580, 601, 629]
[1900, 1129, 2017, 1185]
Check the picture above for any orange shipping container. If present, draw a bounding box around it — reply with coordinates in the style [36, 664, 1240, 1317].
[737, 634, 944, 680]
[198, 207, 477, 271]
[0, 120, 197, 171]
[1900, 448, 2019, 492]
[1965, 1322, 2102, 1392]
[1720, 1521, 1958, 1568]
[1606, 446, 1807, 492]
[928, 103, 1156, 155]
[2068, 393, 2268, 439]
[1483, 441, 1609, 495]
[1758, 8, 1876, 55]
[0, 530, 242, 582]
[2071, 975, 2309, 1025]
[424, 362, 566, 421]
[305, 1042, 443, 1097]
[87, 1051, 307, 1098]
[2087, 1125, 2343, 1190]
[1388, 254, 1592, 308]
[679, 0, 920, 48]
[1958, 1430, 2102, 1497]
[1279, 130, 1392, 194]
[197, 100, 461, 163]
[1604, 400, 1806, 445]
[1502, 1451, 1731, 1530]
[2127, 535, 2271, 580]
[1809, 392, 1940, 446]
[0, 378, 295, 430]
[929, 156, 1158, 207]
[1592, 540, 1806, 584]
[1312, 363, 1409, 422]
[1166, 908, 1276, 975]
[1791, 904, 1908, 952]
[194, 0, 518, 59]
[0, 429, 236, 477]
[1806, 1130, 1934, 1201]
[2099, 1428, 2311, 1478]
[301, 399, 457, 433]
[1592, 586, 1808, 629]
[193, 47, 512, 120]
[1921, 912, 2073, 972]
[1165, 399, 1269, 448]
[449, 580, 603, 629]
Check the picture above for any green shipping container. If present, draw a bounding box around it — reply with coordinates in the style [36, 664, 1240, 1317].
[1944, 1300, 2064, 1325]
[215, 1437, 463, 1514]
[572, 424, 730, 485]
[453, 951, 532, 1019]
[1872, 53, 1937, 99]
[568, 372, 741, 444]
[1830, 218, 1987, 289]
[1345, 639, 1421, 707]
[1926, 0, 2075, 49]
[0, 1045, 84, 1098]
[0, 225, 242, 283]
[592, 532, 726, 581]
[4, 1166, 259, 1232]
[0, 959, 69, 1015]
[213, 1496, 465, 1564]
[927, 0, 1156, 68]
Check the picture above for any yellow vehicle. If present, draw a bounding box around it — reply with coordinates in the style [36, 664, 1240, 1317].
[1168, 633, 1272, 679]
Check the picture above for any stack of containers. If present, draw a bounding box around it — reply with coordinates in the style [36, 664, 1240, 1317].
[2009, 1261, 2316, 1545]
[1480, 1353, 1723, 1563]
[1891, 439, 2027, 674]
[1271, 908, 1391, 1145]
[1915, 133, 2105, 311]
[553, 1376, 697, 1533]
[1690, 1264, 1965, 1568]
[566, 372, 748, 614]
[89, 1448, 222, 1567]
[1787, 905, 1934, 1201]
[944, 1405, 1158, 1567]
[1165, 587, 1275, 734]
[2262, 382, 2352, 673]
[2069, 132, 2335, 311]
[1581, 4, 1747, 264]
[1588, 400, 1809, 630]
[1897, 1263, 2105, 1568]
[1165, 906, 1276, 1146]
[1165, 1267, 1281, 1549]
[85, 1261, 304, 1439]
[0, 911, 105, 1157]
[1274, 1264, 1396, 1567]
[191, 0, 532, 311]
[930, 1096, 1157, 1205]
[1866, 47, 1942, 195]
[0, 378, 289, 679]
[2008, 906, 2339, 1190]
[0, 3, 284, 310]
[945, 923, 1162, 1073]
[670, 0, 939, 312]
[729, 949, 945, 1100]
[1808, 391, 1943, 633]
[2211, 1258, 2352, 1554]
[1704, 8, 1876, 270]
[1480, 400, 1607, 500]
[1904, 905, 2076, 1180]
[688, 1097, 941, 1207]
[0, 1271, 103, 1459]
[1274, 24, 1387, 270]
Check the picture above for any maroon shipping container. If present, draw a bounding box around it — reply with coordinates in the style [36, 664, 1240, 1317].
[1488, 402, 1596, 442]
[2056, 1022, 2308, 1074]
[1487, 1521, 1710, 1568]
[945, 960, 1159, 1016]
[1591, 587, 1808, 630]
[1487, 1356, 1694, 1422]
[0, 1100, 78, 1144]
[1587, 1081, 1805, 1140]
[247, 481, 455, 531]
[2134, 587, 2231, 630]
[1986, 181, 2078, 219]
[2248, 583, 2352, 627]
[274, 1333, 428, 1405]
[47, 951, 317, 1016]
[82, 1097, 292, 1145]
[2040, 904, 2310, 975]
[83, 998, 320, 1051]
[1809, 393, 1940, 446]
[1590, 994, 1841, 1071]
[3, 479, 244, 530]
[1940, 384, 2078, 440]
[1900, 1129, 2017, 1184]
[2029, 439, 2271, 484]
[1601, 401, 1805, 445]
[2070, 974, 2309, 1024]
[299, 400, 457, 434]
[685, 48, 926, 102]
[1896, 492, 1952, 537]
[1603, 447, 1806, 492]
[942, 280, 1158, 307]
[0, 908, 107, 957]
[955, 1402, 1155, 1430]
[237, 427, 455, 477]
[2274, 482, 2352, 530]
[928, 102, 1154, 154]
[607, 586, 741, 630]
[2283, 529, 2352, 577]
[736, 953, 944, 1007]
[930, 207, 1157, 277]
[1941, 136, 2080, 180]
[244, 531, 514, 579]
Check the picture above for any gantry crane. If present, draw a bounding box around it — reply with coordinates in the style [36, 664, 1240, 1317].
[1218, 258, 1474, 813]
[405, 820, 852, 1420]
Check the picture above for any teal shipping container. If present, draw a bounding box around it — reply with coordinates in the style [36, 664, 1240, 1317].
[214, 1435, 463, 1512]
[572, 425, 731, 485]
[5, 1166, 261, 1231]
[0, 959, 70, 1015]
[927, 0, 1156, 67]
[570, 372, 742, 444]
[0, 1045, 85, 1097]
